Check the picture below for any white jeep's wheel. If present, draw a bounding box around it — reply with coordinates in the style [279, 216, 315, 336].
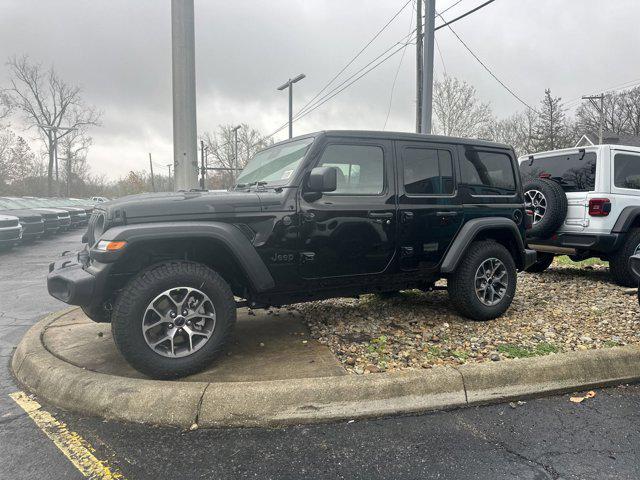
[523, 178, 567, 238]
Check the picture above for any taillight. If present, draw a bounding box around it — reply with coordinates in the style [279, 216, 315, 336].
[588, 198, 611, 216]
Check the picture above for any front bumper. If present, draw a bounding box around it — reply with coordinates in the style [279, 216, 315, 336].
[0, 224, 22, 245]
[47, 250, 111, 307]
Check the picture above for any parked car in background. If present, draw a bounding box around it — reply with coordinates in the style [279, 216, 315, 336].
[0, 198, 47, 240]
[91, 196, 109, 203]
[27, 197, 89, 227]
[519, 144, 640, 286]
[46, 197, 94, 220]
[3, 197, 72, 231]
[0, 214, 23, 250]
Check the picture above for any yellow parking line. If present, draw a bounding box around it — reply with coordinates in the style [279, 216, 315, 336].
[9, 391, 125, 480]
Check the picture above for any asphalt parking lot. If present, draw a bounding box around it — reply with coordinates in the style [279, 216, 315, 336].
[2, 232, 640, 479]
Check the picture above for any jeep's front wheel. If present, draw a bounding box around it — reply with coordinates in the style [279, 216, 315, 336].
[111, 260, 236, 379]
[448, 240, 517, 321]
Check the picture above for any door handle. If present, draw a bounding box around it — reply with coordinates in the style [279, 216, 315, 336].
[436, 211, 459, 217]
[368, 211, 393, 219]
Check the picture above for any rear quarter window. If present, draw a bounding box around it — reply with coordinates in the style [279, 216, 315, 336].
[460, 148, 516, 196]
[520, 152, 596, 192]
[614, 153, 640, 190]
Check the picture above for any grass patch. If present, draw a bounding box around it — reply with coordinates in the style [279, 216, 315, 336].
[366, 335, 388, 354]
[555, 255, 608, 267]
[498, 342, 559, 358]
[603, 340, 620, 348]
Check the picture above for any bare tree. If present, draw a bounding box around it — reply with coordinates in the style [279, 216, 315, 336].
[5, 55, 101, 196]
[58, 129, 93, 194]
[432, 75, 494, 138]
[489, 109, 537, 156]
[532, 89, 573, 152]
[202, 124, 272, 188]
[0, 91, 11, 123]
[575, 91, 628, 137]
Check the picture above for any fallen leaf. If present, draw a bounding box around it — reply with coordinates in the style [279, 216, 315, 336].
[585, 390, 596, 398]
[570, 396, 585, 403]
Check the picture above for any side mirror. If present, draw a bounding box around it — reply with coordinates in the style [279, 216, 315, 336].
[307, 167, 337, 193]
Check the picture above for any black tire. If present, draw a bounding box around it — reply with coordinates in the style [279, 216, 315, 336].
[525, 252, 554, 273]
[111, 260, 236, 379]
[448, 240, 517, 321]
[82, 304, 111, 323]
[523, 178, 567, 238]
[609, 228, 640, 287]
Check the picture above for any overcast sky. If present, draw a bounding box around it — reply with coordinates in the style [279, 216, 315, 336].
[1, 0, 639, 179]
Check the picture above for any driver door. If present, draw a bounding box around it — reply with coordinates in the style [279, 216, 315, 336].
[298, 139, 397, 279]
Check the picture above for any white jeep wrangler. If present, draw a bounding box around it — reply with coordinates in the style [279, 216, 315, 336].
[519, 144, 640, 286]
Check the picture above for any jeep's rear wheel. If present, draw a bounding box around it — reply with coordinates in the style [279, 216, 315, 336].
[609, 228, 640, 287]
[448, 240, 517, 321]
[525, 252, 554, 273]
[111, 260, 236, 379]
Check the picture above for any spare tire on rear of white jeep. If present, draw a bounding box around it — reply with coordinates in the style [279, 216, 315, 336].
[523, 177, 568, 238]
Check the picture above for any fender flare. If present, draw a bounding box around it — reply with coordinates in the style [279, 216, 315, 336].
[440, 217, 526, 273]
[612, 206, 640, 233]
[92, 221, 275, 293]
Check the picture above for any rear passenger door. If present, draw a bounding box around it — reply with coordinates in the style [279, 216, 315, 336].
[396, 141, 462, 271]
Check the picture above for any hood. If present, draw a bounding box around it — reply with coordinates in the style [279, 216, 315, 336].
[0, 209, 46, 221]
[100, 190, 264, 221]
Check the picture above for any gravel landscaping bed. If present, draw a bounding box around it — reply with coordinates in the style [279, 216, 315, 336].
[293, 259, 640, 374]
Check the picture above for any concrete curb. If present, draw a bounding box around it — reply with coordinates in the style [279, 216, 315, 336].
[12, 310, 640, 428]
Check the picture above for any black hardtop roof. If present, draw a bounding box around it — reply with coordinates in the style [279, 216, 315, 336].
[279, 130, 510, 150]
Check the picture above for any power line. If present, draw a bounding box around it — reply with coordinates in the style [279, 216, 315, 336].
[440, 0, 466, 15]
[435, 0, 495, 31]
[437, 10, 538, 113]
[383, 0, 415, 130]
[293, 0, 414, 128]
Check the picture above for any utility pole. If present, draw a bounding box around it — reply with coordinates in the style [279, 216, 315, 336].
[166, 164, 173, 183]
[149, 153, 156, 192]
[582, 93, 605, 144]
[232, 125, 241, 184]
[57, 157, 73, 197]
[277, 74, 306, 139]
[171, 0, 198, 191]
[421, 0, 435, 134]
[415, 0, 423, 133]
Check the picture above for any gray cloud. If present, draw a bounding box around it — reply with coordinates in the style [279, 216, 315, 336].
[1, 0, 639, 178]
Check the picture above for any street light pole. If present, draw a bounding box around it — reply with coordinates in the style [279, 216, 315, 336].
[277, 74, 305, 139]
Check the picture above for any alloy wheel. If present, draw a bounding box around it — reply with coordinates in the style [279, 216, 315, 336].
[524, 189, 547, 224]
[474, 258, 508, 307]
[142, 287, 216, 358]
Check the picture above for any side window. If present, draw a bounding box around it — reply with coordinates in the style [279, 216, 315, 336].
[614, 153, 640, 190]
[317, 144, 384, 195]
[461, 148, 516, 195]
[402, 147, 454, 195]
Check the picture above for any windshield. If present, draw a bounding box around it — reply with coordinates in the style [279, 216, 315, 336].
[235, 137, 314, 187]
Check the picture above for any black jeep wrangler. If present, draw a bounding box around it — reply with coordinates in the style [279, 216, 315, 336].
[48, 131, 535, 378]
